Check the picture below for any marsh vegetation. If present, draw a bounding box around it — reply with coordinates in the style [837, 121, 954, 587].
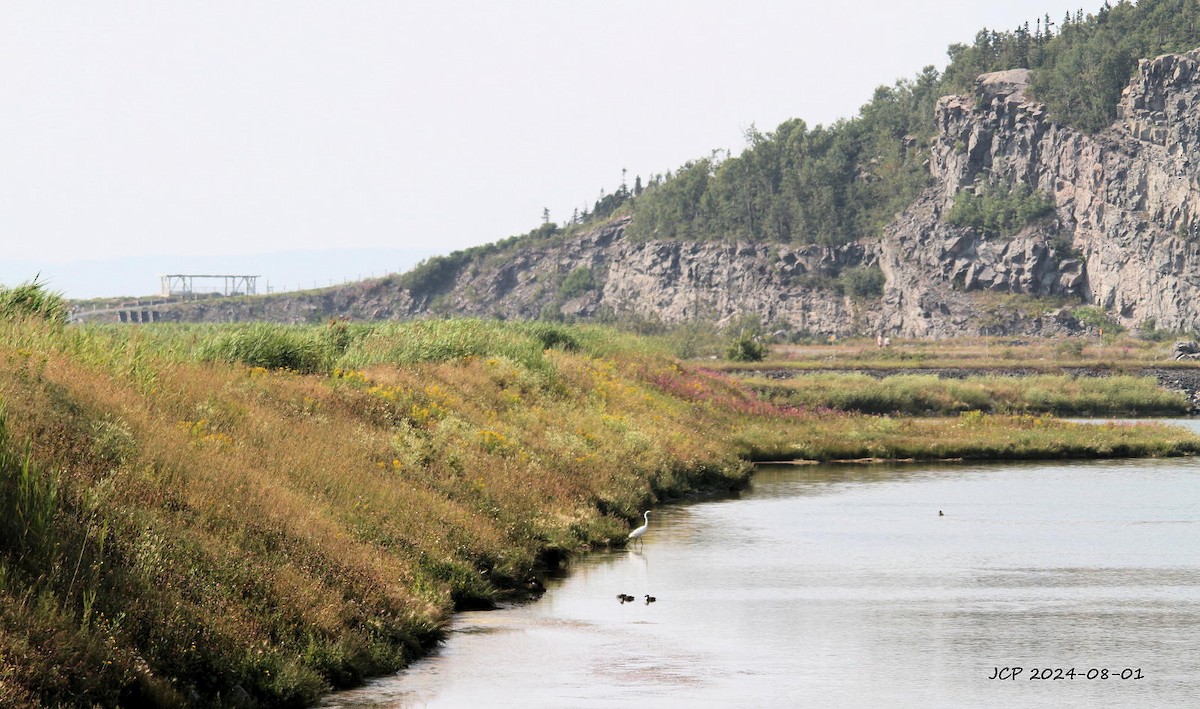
[748, 372, 1190, 417]
[0, 299, 1197, 706]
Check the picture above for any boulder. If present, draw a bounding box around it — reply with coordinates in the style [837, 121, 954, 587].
[976, 68, 1032, 104]
[1173, 340, 1200, 360]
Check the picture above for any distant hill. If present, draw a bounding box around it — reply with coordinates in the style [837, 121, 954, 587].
[80, 0, 1200, 337]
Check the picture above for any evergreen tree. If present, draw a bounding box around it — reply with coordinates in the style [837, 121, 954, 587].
[475, 0, 1200, 256]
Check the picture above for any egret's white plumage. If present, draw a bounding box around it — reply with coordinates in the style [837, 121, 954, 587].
[627, 511, 651, 548]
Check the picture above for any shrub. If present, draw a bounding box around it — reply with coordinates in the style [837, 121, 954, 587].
[519, 322, 581, 352]
[948, 177, 1056, 237]
[1056, 339, 1085, 358]
[726, 332, 767, 362]
[839, 266, 885, 299]
[197, 324, 329, 373]
[559, 267, 596, 299]
[1136, 317, 1176, 342]
[1071, 306, 1125, 335]
[394, 251, 474, 294]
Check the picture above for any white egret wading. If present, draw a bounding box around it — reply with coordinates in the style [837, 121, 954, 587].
[627, 511, 651, 549]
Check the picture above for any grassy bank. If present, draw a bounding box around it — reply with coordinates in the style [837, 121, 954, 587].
[713, 335, 1194, 372]
[736, 412, 1200, 462]
[748, 372, 1191, 417]
[0, 315, 1198, 706]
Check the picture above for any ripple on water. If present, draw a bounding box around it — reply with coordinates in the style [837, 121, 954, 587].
[325, 458, 1200, 708]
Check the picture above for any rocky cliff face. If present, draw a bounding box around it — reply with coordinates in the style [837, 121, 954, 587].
[81, 49, 1200, 336]
[115, 219, 876, 335]
[881, 49, 1200, 336]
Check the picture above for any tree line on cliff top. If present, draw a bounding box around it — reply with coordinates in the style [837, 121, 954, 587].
[624, 0, 1200, 246]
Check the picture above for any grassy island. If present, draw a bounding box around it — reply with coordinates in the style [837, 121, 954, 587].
[1, 311, 1198, 706]
[746, 372, 1191, 417]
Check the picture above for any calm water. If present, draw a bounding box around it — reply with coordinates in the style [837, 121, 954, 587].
[325, 424, 1200, 708]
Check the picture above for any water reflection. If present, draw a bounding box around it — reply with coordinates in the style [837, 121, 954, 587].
[326, 455, 1200, 708]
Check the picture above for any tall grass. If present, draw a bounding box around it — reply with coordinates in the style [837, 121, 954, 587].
[0, 403, 59, 570]
[0, 312, 1197, 706]
[737, 412, 1200, 462]
[0, 401, 181, 705]
[335, 319, 601, 371]
[196, 323, 331, 373]
[716, 334, 1191, 371]
[750, 373, 1190, 416]
[0, 278, 69, 324]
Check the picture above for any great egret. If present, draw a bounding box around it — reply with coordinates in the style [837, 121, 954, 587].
[627, 511, 651, 549]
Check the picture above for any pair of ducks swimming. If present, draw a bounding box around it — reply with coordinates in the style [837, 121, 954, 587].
[617, 593, 656, 604]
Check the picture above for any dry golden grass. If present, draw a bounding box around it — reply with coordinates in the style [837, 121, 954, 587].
[0, 316, 1196, 706]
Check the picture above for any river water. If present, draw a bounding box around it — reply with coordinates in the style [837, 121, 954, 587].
[325, 425, 1200, 708]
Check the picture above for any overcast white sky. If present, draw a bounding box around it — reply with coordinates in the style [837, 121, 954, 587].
[2, 1, 1090, 296]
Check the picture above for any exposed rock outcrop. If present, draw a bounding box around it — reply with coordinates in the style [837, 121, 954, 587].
[1173, 340, 1200, 360]
[104, 219, 878, 335]
[882, 52, 1200, 335]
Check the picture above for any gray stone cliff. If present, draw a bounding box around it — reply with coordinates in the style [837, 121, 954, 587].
[103, 220, 875, 334]
[882, 48, 1200, 336]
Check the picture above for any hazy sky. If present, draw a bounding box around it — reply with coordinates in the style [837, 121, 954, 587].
[3, 1, 1088, 294]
